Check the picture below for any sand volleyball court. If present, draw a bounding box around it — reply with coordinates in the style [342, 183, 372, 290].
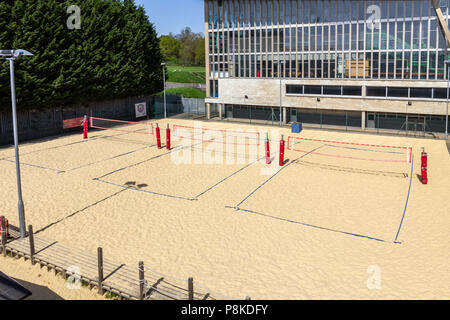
[229, 136, 414, 242]
[1, 117, 449, 299]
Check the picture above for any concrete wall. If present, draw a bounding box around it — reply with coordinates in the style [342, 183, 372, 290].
[205, 78, 449, 116]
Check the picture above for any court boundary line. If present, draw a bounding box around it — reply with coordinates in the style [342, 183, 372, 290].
[0, 158, 66, 174]
[0, 128, 137, 160]
[235, 145, 326, 208]
[0, 129, 156, 173]
[94, 145, 264, 201]
[393, 153, 415, 244]
[0, 144, 154, 174]
[227, 144, 410, 244]
[225, 206, 388, 243]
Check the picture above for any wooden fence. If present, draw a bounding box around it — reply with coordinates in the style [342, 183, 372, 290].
[0, 217, 247, 300]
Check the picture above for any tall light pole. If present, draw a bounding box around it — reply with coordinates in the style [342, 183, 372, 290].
[1, 49, 34, 238]
[445, 59, 450, 140]
[279, 58, 285, 127]
[161, 62, 167, 118]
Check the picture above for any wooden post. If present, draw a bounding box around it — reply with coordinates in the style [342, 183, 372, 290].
[28, 225, 35, 265]
[97, 247, 104, 295]
[188, 277, 194, 300]
[1, 216, 6, 257]
[139, 261, 145, 300]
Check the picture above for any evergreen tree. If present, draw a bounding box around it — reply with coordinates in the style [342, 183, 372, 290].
[0, 0, 163, 111]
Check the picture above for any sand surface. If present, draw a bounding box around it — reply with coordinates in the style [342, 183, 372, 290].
[0, 118, 449, 299]
[0, 255, 105, 300]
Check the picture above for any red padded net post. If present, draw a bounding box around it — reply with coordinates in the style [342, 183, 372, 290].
[83, 115, 88, 139]
[166, 124, 171, 150]
[265, 133, 271, 164]
[156, 123, 161, 149]
[421, 148, 428, 184]
[279, 135, 285, 167]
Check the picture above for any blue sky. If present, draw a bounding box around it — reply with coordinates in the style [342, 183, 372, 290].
[135, 0, 204, 36]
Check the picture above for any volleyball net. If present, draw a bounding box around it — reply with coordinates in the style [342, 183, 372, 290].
[172, 124, 261, 146]
[90, 117, 154, 135]
[287, 136, 412, 164]
[171, 124, 263, 161]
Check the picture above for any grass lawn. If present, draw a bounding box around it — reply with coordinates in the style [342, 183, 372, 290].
[167, 65, 206, 84]
[157, 87, 206, 99]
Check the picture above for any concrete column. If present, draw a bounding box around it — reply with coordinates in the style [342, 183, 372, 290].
[283, 107, 287, 125]
[206, 103, 211, 120]
[219, 103, 223, 120]
[361, 111, 366, 130]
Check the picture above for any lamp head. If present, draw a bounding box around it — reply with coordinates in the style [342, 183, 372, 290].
[0, 49, 34, 59]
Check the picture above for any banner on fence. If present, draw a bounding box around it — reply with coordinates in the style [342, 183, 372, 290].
[135, 102, 147, 118]
[63, 117, 84, 129]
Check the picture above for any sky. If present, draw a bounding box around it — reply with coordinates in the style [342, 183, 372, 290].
[135, 0, 204, 36]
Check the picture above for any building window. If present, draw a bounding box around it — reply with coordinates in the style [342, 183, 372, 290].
[342, 86, 362, 96]
[304, 85, 321, 95]
[286, 85, 303, 94]
[410, 88, 432, 99]
[323, 86, 342, 95]
[433, 88, 449, 99]
[209, 80, 219, 98]
[387, 87, 409, 98]
[367, 87, 387, 97]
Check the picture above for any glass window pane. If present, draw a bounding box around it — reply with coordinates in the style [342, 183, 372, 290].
[323, 86, 342, 95]
[388, 87, 409, 97]
[410, 88, 432, 98]
[367, 87, 386, 97]
[434, 88, 449, 99]
[286, 84, 303, 94]
[304, 85, 321, 94]
[343, 86, 362, 96]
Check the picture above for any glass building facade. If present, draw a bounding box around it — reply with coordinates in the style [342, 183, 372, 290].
[205, 0, 450, 134]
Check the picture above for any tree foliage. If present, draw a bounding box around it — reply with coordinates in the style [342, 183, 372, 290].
[0, 0, 164, 111]
[159, 34, 181, 64]
[160, 27, 205, 66]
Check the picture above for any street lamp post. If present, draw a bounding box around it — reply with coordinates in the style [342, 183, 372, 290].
[161, 62, 167, 119]
[445, 60, 450, 140]
[1, 49, 34, 238]
[279, 59, 285, 127]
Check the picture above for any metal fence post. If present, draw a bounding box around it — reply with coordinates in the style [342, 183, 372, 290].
[98, 247, 104, 295]
[188, 277, 194, 300]
[1, 216, 6, 256]
[28, 225, 35, 265]
[139, 261, 145, 300]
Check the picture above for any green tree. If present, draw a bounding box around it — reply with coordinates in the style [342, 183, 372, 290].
[160, 35, 181, 64]
[177, 27, 203, 66]
[195, 38, 205, 66]
[0, 0, 164, 111]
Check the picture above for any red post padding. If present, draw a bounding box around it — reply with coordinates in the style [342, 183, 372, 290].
[0, 217, 9, 239]
[83, 115, 88, 140]
[279, 135, 285, 167]
[265, 133, 271, 164]
[166, 124, 171, 150]
[421, 150, 428, 184]
[156, 124, 161, 149]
